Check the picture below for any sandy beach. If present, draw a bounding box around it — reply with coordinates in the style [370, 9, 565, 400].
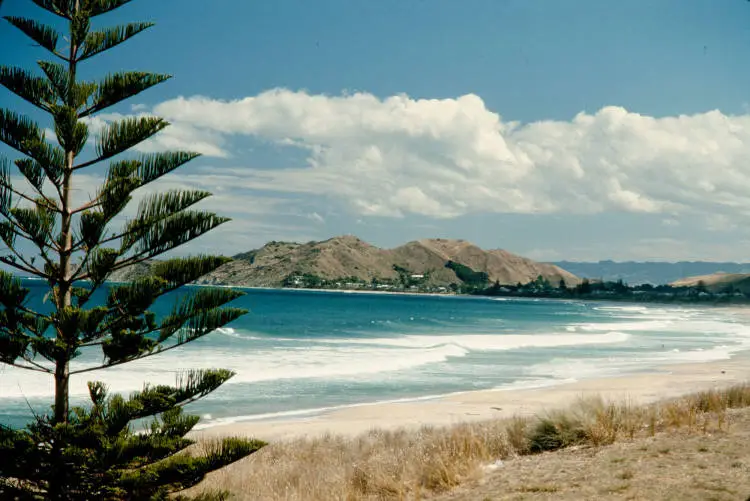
[193, 349, 750, 442]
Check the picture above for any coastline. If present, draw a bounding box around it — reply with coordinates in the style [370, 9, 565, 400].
[193, 350, 750, 442]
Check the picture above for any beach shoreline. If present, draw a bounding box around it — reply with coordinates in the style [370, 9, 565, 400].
[192, 349, 750, 442]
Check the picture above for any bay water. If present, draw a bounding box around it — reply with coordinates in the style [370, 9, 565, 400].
[2, 280, 749, 430]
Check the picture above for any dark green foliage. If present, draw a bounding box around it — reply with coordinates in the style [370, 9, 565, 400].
[528, 416, 586, 453]
[474, 274, 750, 305]
[4, 16, 60, 53]
[445, 260, 489, 287]
[84, 71, 170, 116]
[79, 22, 154, 61]
[0, 0, 264, 499]
[0, 384, 266, 500]
[0, 66, 55, 112]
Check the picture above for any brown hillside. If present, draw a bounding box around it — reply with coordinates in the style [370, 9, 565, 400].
[670, 272, 750, 293]
[197, 236, 580, 288]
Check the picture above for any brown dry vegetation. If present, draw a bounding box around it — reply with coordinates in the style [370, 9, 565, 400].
[182, 383, 750, 501]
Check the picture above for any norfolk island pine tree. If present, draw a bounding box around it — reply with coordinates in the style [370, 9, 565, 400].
[0, 0, 264, 499]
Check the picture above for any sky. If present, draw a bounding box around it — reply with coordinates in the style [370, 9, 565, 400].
[2, 0, 750, 262]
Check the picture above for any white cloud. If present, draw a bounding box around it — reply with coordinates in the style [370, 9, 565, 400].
[306, 212, 325, 223]
[134, 90, 750, 224]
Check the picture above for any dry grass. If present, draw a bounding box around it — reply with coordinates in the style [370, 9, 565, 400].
[184, 383, 750, 501]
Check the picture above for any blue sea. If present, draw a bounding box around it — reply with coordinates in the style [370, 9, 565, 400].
[2, 280, 750, 430]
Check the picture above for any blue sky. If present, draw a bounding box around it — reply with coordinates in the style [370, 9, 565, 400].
[3, 0, 750, 261]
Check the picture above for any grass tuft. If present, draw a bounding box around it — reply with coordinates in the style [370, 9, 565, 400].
[183, 382, 750, 500]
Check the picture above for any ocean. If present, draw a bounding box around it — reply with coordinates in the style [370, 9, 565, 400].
[2, 280, 750, 430]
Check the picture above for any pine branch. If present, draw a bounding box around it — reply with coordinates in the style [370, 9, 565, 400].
[91, 190, 212, 251]
[79, 22, 154, 62]
[74, 211, 228, 282]
[70, 306, 246, 374]
[118, 435, 264, 496]
[15, 159, 61, 204]
[80, 71, 170, 117]
[20, 356, 53, 373]
[0, 108, 65, 184]
[9, 207, 56, 251]
[1, 360, 51, 374]
[0, 66, 55, 112]
[0, 194, 59, 276]
[82, 280, 210, 342]
[0, 251, 48, 279]
[78, 264, 237, 342]
[0, 179, 57, 212]
[83, 0, 135, 18]
[137, 151, 201, 185]
[0, 217, 60, 256]
[37, 60, 68, 103]
[51, 104, 89, 157]
[74, 116, 168, 170]
[3, 16, 60, 54]
[121, 211, 230, 259]
[29, 0, 73, 19]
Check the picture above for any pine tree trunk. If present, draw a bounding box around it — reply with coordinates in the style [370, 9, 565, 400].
[53, 0, 79, 426]
[53, 363, 69, 423]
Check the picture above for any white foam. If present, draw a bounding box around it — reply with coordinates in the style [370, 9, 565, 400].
[0, 342, 469, 400]
[0, 330, 630, 401]
[311, 331, 630, 351]
[594, 305, 651, 313]
[491, 377, 578, 392]
[526, 343, 746, 381]
[192, 393, 451, 430]
[192, 380, 578, 430]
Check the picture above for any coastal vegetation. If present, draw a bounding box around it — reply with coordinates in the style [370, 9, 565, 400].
[185, 383, 750, 500]
[0, 1, 262, 498]
[476, 276, 750, 304]
[279, 263, 750, 305]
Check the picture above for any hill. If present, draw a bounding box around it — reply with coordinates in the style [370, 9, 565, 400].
[195, 236, 580, 288]
[107, 261, 154, 283]
[552, 260, 750, 285]
[669, 272, 750, 293]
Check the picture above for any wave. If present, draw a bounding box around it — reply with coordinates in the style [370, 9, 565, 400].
[577, 317, 750, 337]
[526, 343, 747, 381]
[309, 331, 630, 351]
[0, 341, 468, 400]
[192, 393, 452, 430]
[192, 378, 579, 431]
[0, 331, 630, 400]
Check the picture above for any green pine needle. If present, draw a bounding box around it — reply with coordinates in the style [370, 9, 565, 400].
[3, 16, 60, 53]
[80, 22, 154, 61]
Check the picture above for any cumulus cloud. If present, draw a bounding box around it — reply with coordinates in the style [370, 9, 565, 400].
[133, 89, 750, 223]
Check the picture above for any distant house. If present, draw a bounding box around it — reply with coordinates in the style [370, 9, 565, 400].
[410, 274, 425, 279]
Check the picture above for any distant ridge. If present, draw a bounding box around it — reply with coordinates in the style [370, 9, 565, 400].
[194, 235, 581, 288]
[670, 273, 750, 293]
[552, 261, 750, 285]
